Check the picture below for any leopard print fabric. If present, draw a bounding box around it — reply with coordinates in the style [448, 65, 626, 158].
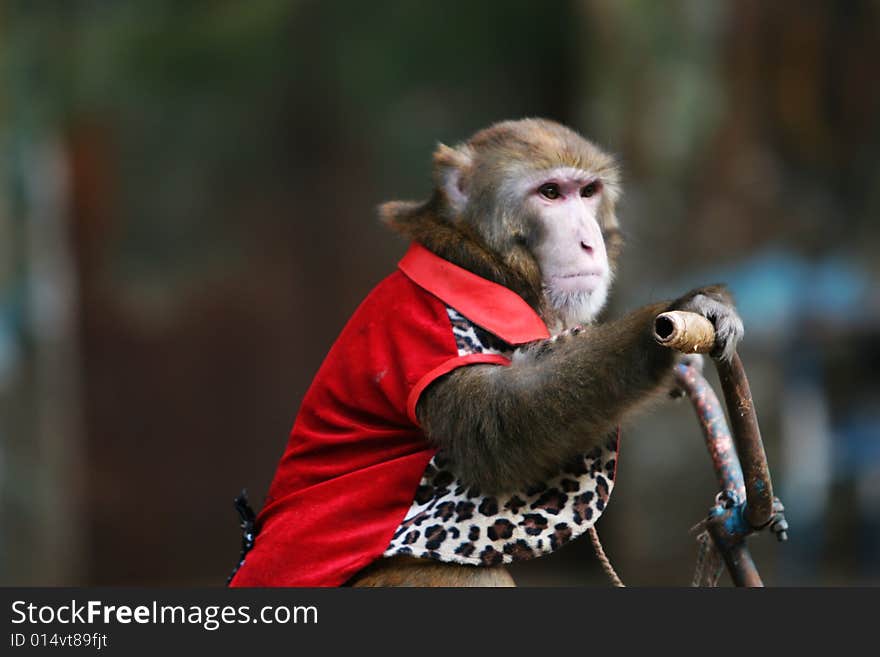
[383, 308, 619, 566]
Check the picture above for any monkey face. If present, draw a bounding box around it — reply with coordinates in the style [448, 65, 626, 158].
[458, 121, 620, 327]
[519, 166, 612, 326]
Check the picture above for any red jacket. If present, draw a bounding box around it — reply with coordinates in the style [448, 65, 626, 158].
[229, 243, 553, 586]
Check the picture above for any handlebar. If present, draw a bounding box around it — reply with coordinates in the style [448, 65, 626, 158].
[653, 310, 774, 527]
[653, 310, 781, 586]
[654, 311, 715, 354]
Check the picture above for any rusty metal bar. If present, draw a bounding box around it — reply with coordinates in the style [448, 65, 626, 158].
[715, 354, 774, 529]
[673, 363, 745, 501]
[675, 361, 763, 587]
[656, 310, 782, 587]
[656, 312, 775, 529]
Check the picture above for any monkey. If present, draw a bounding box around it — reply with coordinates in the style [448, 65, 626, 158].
[227, 119, 743, 588]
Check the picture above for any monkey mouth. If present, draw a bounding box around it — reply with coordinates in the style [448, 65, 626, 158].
[556, 272, 601, 279]
[552, 269, 605, 282]
[549, 270, 607, 293]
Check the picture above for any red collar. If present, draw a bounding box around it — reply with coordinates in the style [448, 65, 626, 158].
[398, 242, 550, 345]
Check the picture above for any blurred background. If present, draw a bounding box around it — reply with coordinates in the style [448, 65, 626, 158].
[1, 0, 878, 586]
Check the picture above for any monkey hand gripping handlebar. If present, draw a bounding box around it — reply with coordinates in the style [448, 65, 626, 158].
[652, 311, 788, 587]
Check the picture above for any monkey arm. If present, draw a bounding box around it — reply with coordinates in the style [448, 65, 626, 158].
[416, 301, 675, 494]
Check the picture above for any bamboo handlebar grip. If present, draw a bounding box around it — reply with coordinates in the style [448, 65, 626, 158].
[653, 311, 716, 354]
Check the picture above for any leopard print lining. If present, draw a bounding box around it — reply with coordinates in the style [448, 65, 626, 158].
[383, 308, 618, 566]
[447, 307, 513, 357]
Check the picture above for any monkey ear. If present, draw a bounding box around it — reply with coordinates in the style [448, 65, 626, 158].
[432, 143, 473, 215]
[378, 199, 423, 229]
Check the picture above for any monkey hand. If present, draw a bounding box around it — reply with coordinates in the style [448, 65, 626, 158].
[668, 285, 744, 361]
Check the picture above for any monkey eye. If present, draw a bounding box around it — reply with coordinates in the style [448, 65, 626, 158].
[581, 181, 601, 198]
[538, 183, 561, 200]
